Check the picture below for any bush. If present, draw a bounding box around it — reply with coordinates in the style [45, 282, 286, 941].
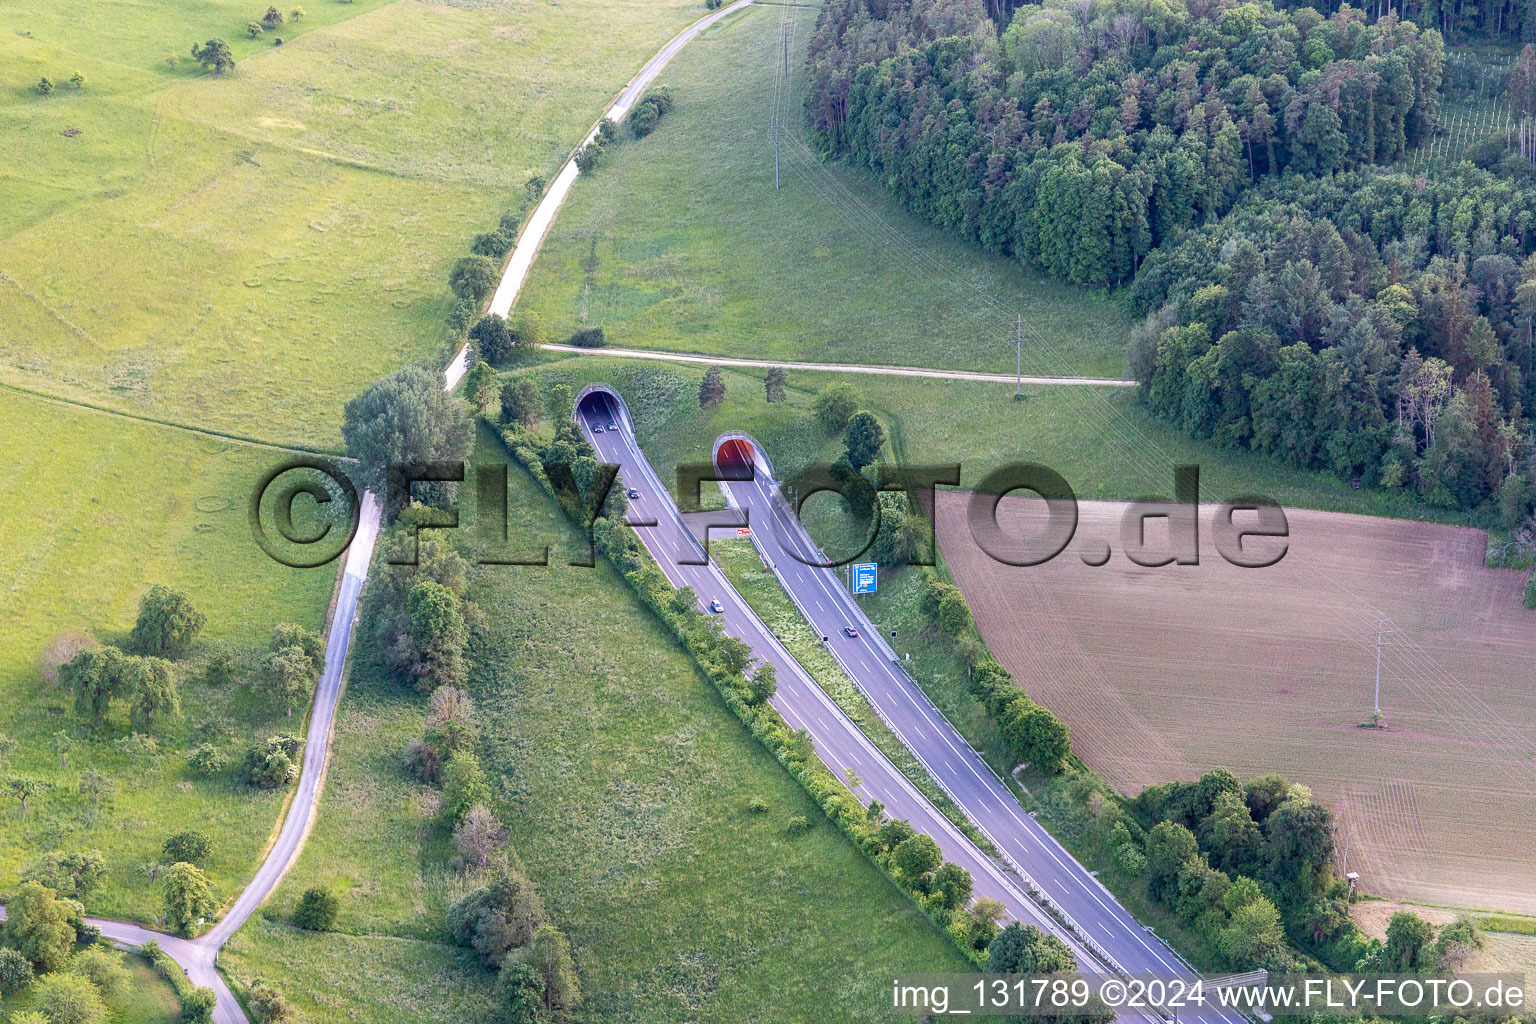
[182, 987, 217, 1024]
[446, 297, 475, 334]
[785, 815, 812, 836]
[569, 326, 605, 348]
[471, 229, 514, 260]
[746, 797, 770, 814]
[470, 314, 517, 365]
[71, 946, 129, 1004]
[446, 871, 546, 968]
[163, 829, 212, 866]
[240, 735, 302, 789]
[247, 21, 264, 36]
[262, 5, 285, 26]
[34, 972, 107, 1024]
[449, 254, 499, 305]
[813, 382, 861, 432]
[0, 948, 34, 994]
[574, 139, 605, 175]
[130, 585, 205, 657]
[629, 87, 674, 139]
[1526, 567, 1536, 610]
[37, 76, 54, 95]
[247, 979, 291, 1023]
[292, 886, 339, 931]
[188, 744, 225, 775]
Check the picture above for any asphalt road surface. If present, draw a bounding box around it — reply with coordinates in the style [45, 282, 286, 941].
[2, 492, 384, 1024]
[576, 387, 1255, 1024]
[446, 0, 757, 390]
[576, 389, 1196, 1023]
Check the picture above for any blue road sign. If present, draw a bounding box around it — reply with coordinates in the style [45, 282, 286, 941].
[852, 563, 877, 594]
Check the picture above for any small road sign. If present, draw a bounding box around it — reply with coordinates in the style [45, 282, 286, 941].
[852, 563, 877, 594]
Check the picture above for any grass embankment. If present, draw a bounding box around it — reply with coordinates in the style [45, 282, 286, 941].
[0, 390, 335, 922]
[0, 0, 702, 447]
[510, 355, 1474, 524]
[224, 428, 968, 1022]
[711, 537, 997, 854]
[516, 2, 1134, 380]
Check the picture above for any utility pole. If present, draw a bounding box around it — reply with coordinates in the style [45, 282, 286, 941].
[1006, 314, 1024, 396]
[1370, 618, 1392, 727]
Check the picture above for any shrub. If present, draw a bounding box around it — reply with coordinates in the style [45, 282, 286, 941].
[404, 737, 440, 784]
[240, 735, 302, 789]
[162, 862, 216, 934]
[262, 5, 285, 26]
[746, 797, 770, 814]
[182, 987, 217, 1024]
[471, 229, 514, 259]
[247, 979, 292, 1023]
[446, 870, 546, 968]
[0, 948, 34, 994]
[449, 254, 499, 305]
[470, 314, 517, 364]
[71, 946, 129, 1004]
[574, 139, 605, 175]
[248, 22, 264, 36]
[163, 829, 213, 865]
[69, 71, 86, 89]
[446, 297, 475, 334]
[785, 815, 812, 836]
[292, 886, 339, 931]
[130, 585, 205, 657]
[1114, 843, 1147, 877]
[37, 76, 54, 95]
[1527, 567, 1536, 610]
[188, 744, 225, 775]
[34, 972, 107, 1024]
[569, 326, 605, 348]
[813, 382, 861, 432]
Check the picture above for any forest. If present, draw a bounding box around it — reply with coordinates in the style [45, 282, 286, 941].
[806, 0, 1536, 512]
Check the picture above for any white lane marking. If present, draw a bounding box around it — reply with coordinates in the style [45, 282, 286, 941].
[729, 440, 1202, 979]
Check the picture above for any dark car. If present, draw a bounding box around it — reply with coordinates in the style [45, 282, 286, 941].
[593, 425, 604, 434]
[842, 626, 859, 638]
[608, 422, 618, 431]
[626, 488, 640, 499]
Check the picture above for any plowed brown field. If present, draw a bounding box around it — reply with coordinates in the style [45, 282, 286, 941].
[935, 492, 1536, 914]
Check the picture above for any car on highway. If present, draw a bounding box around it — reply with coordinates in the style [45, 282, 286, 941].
[709, 599, 724, 614]
[627, 488, 639, 499]
[842, 626, 859, 638]
[593, 425, 604, 433]
[608, 421, 618, 430]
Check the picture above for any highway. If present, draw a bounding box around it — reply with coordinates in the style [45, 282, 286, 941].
[576, 386, 1251, 1024]
[576, 388, 1216, 1024]
[711, 435, 1207, 978]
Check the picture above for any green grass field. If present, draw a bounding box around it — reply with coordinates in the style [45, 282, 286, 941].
[228, 429, 969, 1021]
[515, 2, 1134, 380]
[0, 390, 336, 922]
[509, 353, 1470, 523]
[0, 949, 181, 1023]
[0, 0, 703, 448]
